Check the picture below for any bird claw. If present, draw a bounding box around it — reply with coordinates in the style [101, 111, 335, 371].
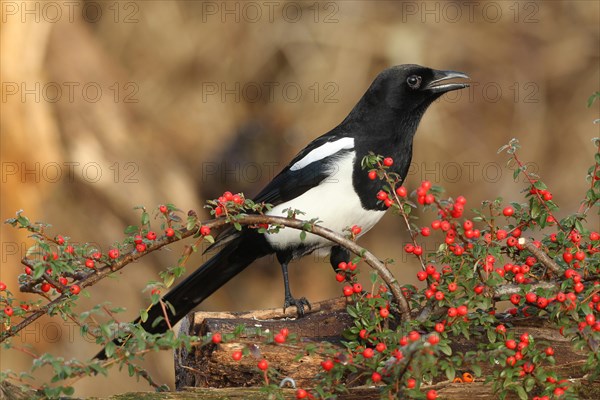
[283, 296, 312, 317]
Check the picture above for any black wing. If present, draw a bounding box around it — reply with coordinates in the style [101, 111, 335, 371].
[206, 129, 351, 250]
[252, 130, 350, 206]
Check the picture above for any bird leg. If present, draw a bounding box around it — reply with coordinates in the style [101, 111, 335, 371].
[278, 254, 311, 316]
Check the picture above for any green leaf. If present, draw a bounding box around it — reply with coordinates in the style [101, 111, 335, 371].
[140, 309, 148, 322]
[141, 211, 150, 225]
[105, 341, 115, 358]
[515, 385, 527, 400]
[531, 201, 540, 219]
[445, 365, 456, 382]
[487, 328, 497, 343]
[300, 231, 307, 241]
[124, 225, 139, 234]
[439, 343, 452, 356]
[204, 235, 215, 244]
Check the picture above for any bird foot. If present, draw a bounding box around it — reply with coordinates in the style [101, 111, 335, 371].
[283, 295, 312, 317]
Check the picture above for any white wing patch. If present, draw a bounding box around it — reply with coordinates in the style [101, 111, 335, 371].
[266, 152, 386, 251]
[290, 137, 354, 171]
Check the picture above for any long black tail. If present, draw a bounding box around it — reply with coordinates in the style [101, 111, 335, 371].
[95, 230, 271, 359]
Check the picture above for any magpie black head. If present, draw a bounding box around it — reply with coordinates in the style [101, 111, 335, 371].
[342, 64, 469, 136]
[367, 64, 469, 112]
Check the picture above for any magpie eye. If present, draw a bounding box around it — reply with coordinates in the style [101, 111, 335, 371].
[406, 75, 422, 89]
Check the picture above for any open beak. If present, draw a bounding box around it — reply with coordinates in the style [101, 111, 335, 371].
[425, 70, 470, 94]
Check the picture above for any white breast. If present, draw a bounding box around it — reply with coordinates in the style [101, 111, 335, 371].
[265, 152, 386, 252]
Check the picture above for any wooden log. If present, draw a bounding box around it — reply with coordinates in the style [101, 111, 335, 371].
[175, 297, 600, 399]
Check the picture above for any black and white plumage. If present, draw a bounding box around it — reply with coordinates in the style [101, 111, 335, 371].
[95, 64, 468, 359]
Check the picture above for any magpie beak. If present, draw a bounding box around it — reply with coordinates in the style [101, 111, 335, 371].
[425, 70, 470, 94]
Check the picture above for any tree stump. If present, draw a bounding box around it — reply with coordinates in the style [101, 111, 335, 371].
[175, 297, 600, 399]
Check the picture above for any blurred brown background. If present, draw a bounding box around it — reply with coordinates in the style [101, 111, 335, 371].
[1, 0, 599, 396]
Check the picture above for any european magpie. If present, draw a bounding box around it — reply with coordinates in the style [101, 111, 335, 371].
[95, 64, 468, 359]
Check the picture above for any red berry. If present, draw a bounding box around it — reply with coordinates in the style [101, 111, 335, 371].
[503, 206, 514, 217]
[434, 291, 445, 301]
[200, 225, 211, 236]
[368, 170, 377, 180]
[351, 225, 362, 235]
[136, 243, 146, 252]
[376, 190, 388, 201]
[232, 194, 244, 205]
[525, 292, 537, 303]
[383, 157, 393, 167]
[371, 371, 382, 383]
[362, 348, 374, 358]
[426, 389, 438, 400]
[396, 186, 407, 197]
[447, 307, 458, 317]
[165, 228, 175, 237]
[321, 359, 334, 371]
[212, 333, 222, 344]
[69, 285, 81, 295]
[420, 227, 431, 237]
[274, 333, 286, 344]
[56, 235, 65, 245]
[590, 232, 600, 241]
[108, 249, 119, 259]
[352, 283, 362, 293]
[428, 334, 440, 345]
[342, 285, 353, 296]
[434, 323, 445, 333]
[85, 259, 95, 269]
[159, 205, 168, 214]
[335, 273, 345, 282]
[413, 246, 423, 256]
[296, 389, 308, 399]
[448, 282, 457, 292]
[505, 340, 517, 350]
[41, 283, 51, 292]
[586, 314, 596, 325]
[375, 342, 386, 352]
[496, 325, 506, 334]
[545, 347, 554, 356]
[232, 350, 243, 361]
[563, 252, 573, 263]
[537, 297, 549, 308]
[0, 282, 6, 291]
[146, 231, 157, 240]
[457, 305, 468, 316]
[4, 306, 13, 316]
[408, 331, 421, 341]
[257, 359, 268, 371]
[380, 308, 389, 318]
[58, 277, 68, 286]
[407, 378, 416, 389]
[510, 294, 521, 305]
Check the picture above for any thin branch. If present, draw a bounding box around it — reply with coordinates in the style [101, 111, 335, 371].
[519, 238, 561, 275]
[3, 213, 410, 342]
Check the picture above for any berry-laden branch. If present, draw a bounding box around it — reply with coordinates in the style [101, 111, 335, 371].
[1, 212, 409, 343]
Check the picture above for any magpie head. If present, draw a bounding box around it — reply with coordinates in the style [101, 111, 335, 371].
[366, 64, 469, 113]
